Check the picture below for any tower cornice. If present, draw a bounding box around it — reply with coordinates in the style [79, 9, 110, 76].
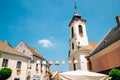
[69, 18, 86, 27]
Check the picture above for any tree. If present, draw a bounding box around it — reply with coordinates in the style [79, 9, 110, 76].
[0, 52, 2, 58]
[109, 69, 120, 80]
[1, 40, 12, 47]
[7, 42, 13, 48]
[0, 68, 12, 80]
[48, 70, 53, 80]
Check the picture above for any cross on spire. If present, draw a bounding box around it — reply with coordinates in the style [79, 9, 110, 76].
[75, 3, 77, 9]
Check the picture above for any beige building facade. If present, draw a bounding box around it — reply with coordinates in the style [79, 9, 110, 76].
[0, 41, 49, 80]
[16, 41, 49, 80]
[0, 41, 30, 80]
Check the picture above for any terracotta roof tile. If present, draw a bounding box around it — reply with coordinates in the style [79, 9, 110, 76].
[88, 25, 120, 57]
[0, 41, 29, 58]
[79, 42, 98, 51]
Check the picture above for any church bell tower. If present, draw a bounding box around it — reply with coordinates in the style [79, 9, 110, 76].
[69, 4, 88, 56]
[68, 4, 89, 71]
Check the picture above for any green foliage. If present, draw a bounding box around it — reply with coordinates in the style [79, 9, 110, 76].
[7, 42, 13, 47]
[109, 69, 120, 80]
[0, 52, 2, 58]
[48, 70, 53, 80]
[1, 40, 12, 47]
[0, 68, 12, 80]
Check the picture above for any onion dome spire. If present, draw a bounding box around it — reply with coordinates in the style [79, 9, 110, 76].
[73, 3, 81, 18]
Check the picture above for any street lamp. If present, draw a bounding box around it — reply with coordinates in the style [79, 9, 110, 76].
[48, 60, 53, 66]
[61, 60, 65, 65]
[55, 61, 59, 65]
[74, 59, 78, 64]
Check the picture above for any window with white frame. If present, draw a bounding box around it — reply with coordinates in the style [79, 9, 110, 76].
[16, 61, 22, 69]
[2, 59, 9, 67]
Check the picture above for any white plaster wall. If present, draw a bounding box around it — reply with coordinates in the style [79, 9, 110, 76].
[15, 42, 33, 59]
[73, 20, 88, 46]
[68, 51, 89, 71]
[79, 54, 88, 71]
[16, 42, 49, 80]
[69, 20, 89, 56]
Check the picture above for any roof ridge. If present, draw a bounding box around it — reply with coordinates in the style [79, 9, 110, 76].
[0, 41, 29, 58]
[21, 41, 45, 60]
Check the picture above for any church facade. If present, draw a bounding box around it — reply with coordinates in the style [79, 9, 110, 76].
[68, 5, 97, 71]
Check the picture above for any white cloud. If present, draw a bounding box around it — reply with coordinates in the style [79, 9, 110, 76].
[38, 39, 53, 48]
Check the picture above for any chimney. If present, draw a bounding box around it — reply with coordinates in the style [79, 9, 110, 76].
[116, 16, 120, 25]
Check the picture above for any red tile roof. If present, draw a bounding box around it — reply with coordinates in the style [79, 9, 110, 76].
[78, 42, 98, 51]
[0, 41, 29, 58]
[23, 42, 45, 60]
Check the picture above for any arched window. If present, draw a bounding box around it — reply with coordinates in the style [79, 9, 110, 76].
[78, 25, 83, 37]
[71, 27, 74, 38]
[72, 42, 74, 50]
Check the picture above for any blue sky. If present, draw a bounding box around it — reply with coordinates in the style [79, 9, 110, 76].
[0, 0, 120, 72]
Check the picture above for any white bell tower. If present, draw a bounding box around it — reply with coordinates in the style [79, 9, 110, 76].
[69, 4, 88, 56]
[68, 4, 89, 71]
